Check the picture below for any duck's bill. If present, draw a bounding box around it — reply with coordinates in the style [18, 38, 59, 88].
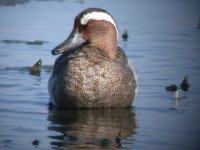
[51, 29, 86, 55]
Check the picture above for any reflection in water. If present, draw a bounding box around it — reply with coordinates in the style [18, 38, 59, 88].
[47, 109, 136, 149]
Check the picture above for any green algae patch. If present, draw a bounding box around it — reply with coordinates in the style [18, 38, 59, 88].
[30, 59, 42, 76]
[1, 40, 47, 45]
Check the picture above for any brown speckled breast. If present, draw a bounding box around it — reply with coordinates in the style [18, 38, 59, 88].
[50, 46, 137, 108]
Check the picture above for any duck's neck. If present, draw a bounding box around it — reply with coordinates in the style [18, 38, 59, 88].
[89, 21, 118, 60]
[92, 35, 117, 60]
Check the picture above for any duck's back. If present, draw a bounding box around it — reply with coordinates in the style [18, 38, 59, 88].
[49, 46, 137, 108]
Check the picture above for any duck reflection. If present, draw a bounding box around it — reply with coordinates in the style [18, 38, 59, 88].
[47, 108, 136, 149]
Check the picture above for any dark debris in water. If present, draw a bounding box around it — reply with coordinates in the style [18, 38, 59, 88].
[169, 107, 178, 111]
[1, 39, 47, 45]
[165, 84, 178, 92]
[122, 29, 128, 41]
[0, 0, 65, 6]
[0, 0, 29, 6]
[180, 76, 190, 91]
[165, 76, 190, 92]
[32, 139, 40, 146]
[4, 139, 12, 143]
[2, 139, 12, 147]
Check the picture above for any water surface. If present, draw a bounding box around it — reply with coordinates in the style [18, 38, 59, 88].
[0, 0, 200, 149]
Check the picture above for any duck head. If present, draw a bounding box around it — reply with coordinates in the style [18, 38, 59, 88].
[51, 8, 118, 60]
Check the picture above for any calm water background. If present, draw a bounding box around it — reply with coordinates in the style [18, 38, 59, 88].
[0, 0, 200, 149]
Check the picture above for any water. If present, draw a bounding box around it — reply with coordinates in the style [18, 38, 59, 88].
[0, 0, 200, 149]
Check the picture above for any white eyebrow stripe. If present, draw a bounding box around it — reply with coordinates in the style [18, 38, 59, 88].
[80, 11, 118, 37]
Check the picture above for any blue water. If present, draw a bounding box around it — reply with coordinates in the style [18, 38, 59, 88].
[0, 0, 200, 149]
